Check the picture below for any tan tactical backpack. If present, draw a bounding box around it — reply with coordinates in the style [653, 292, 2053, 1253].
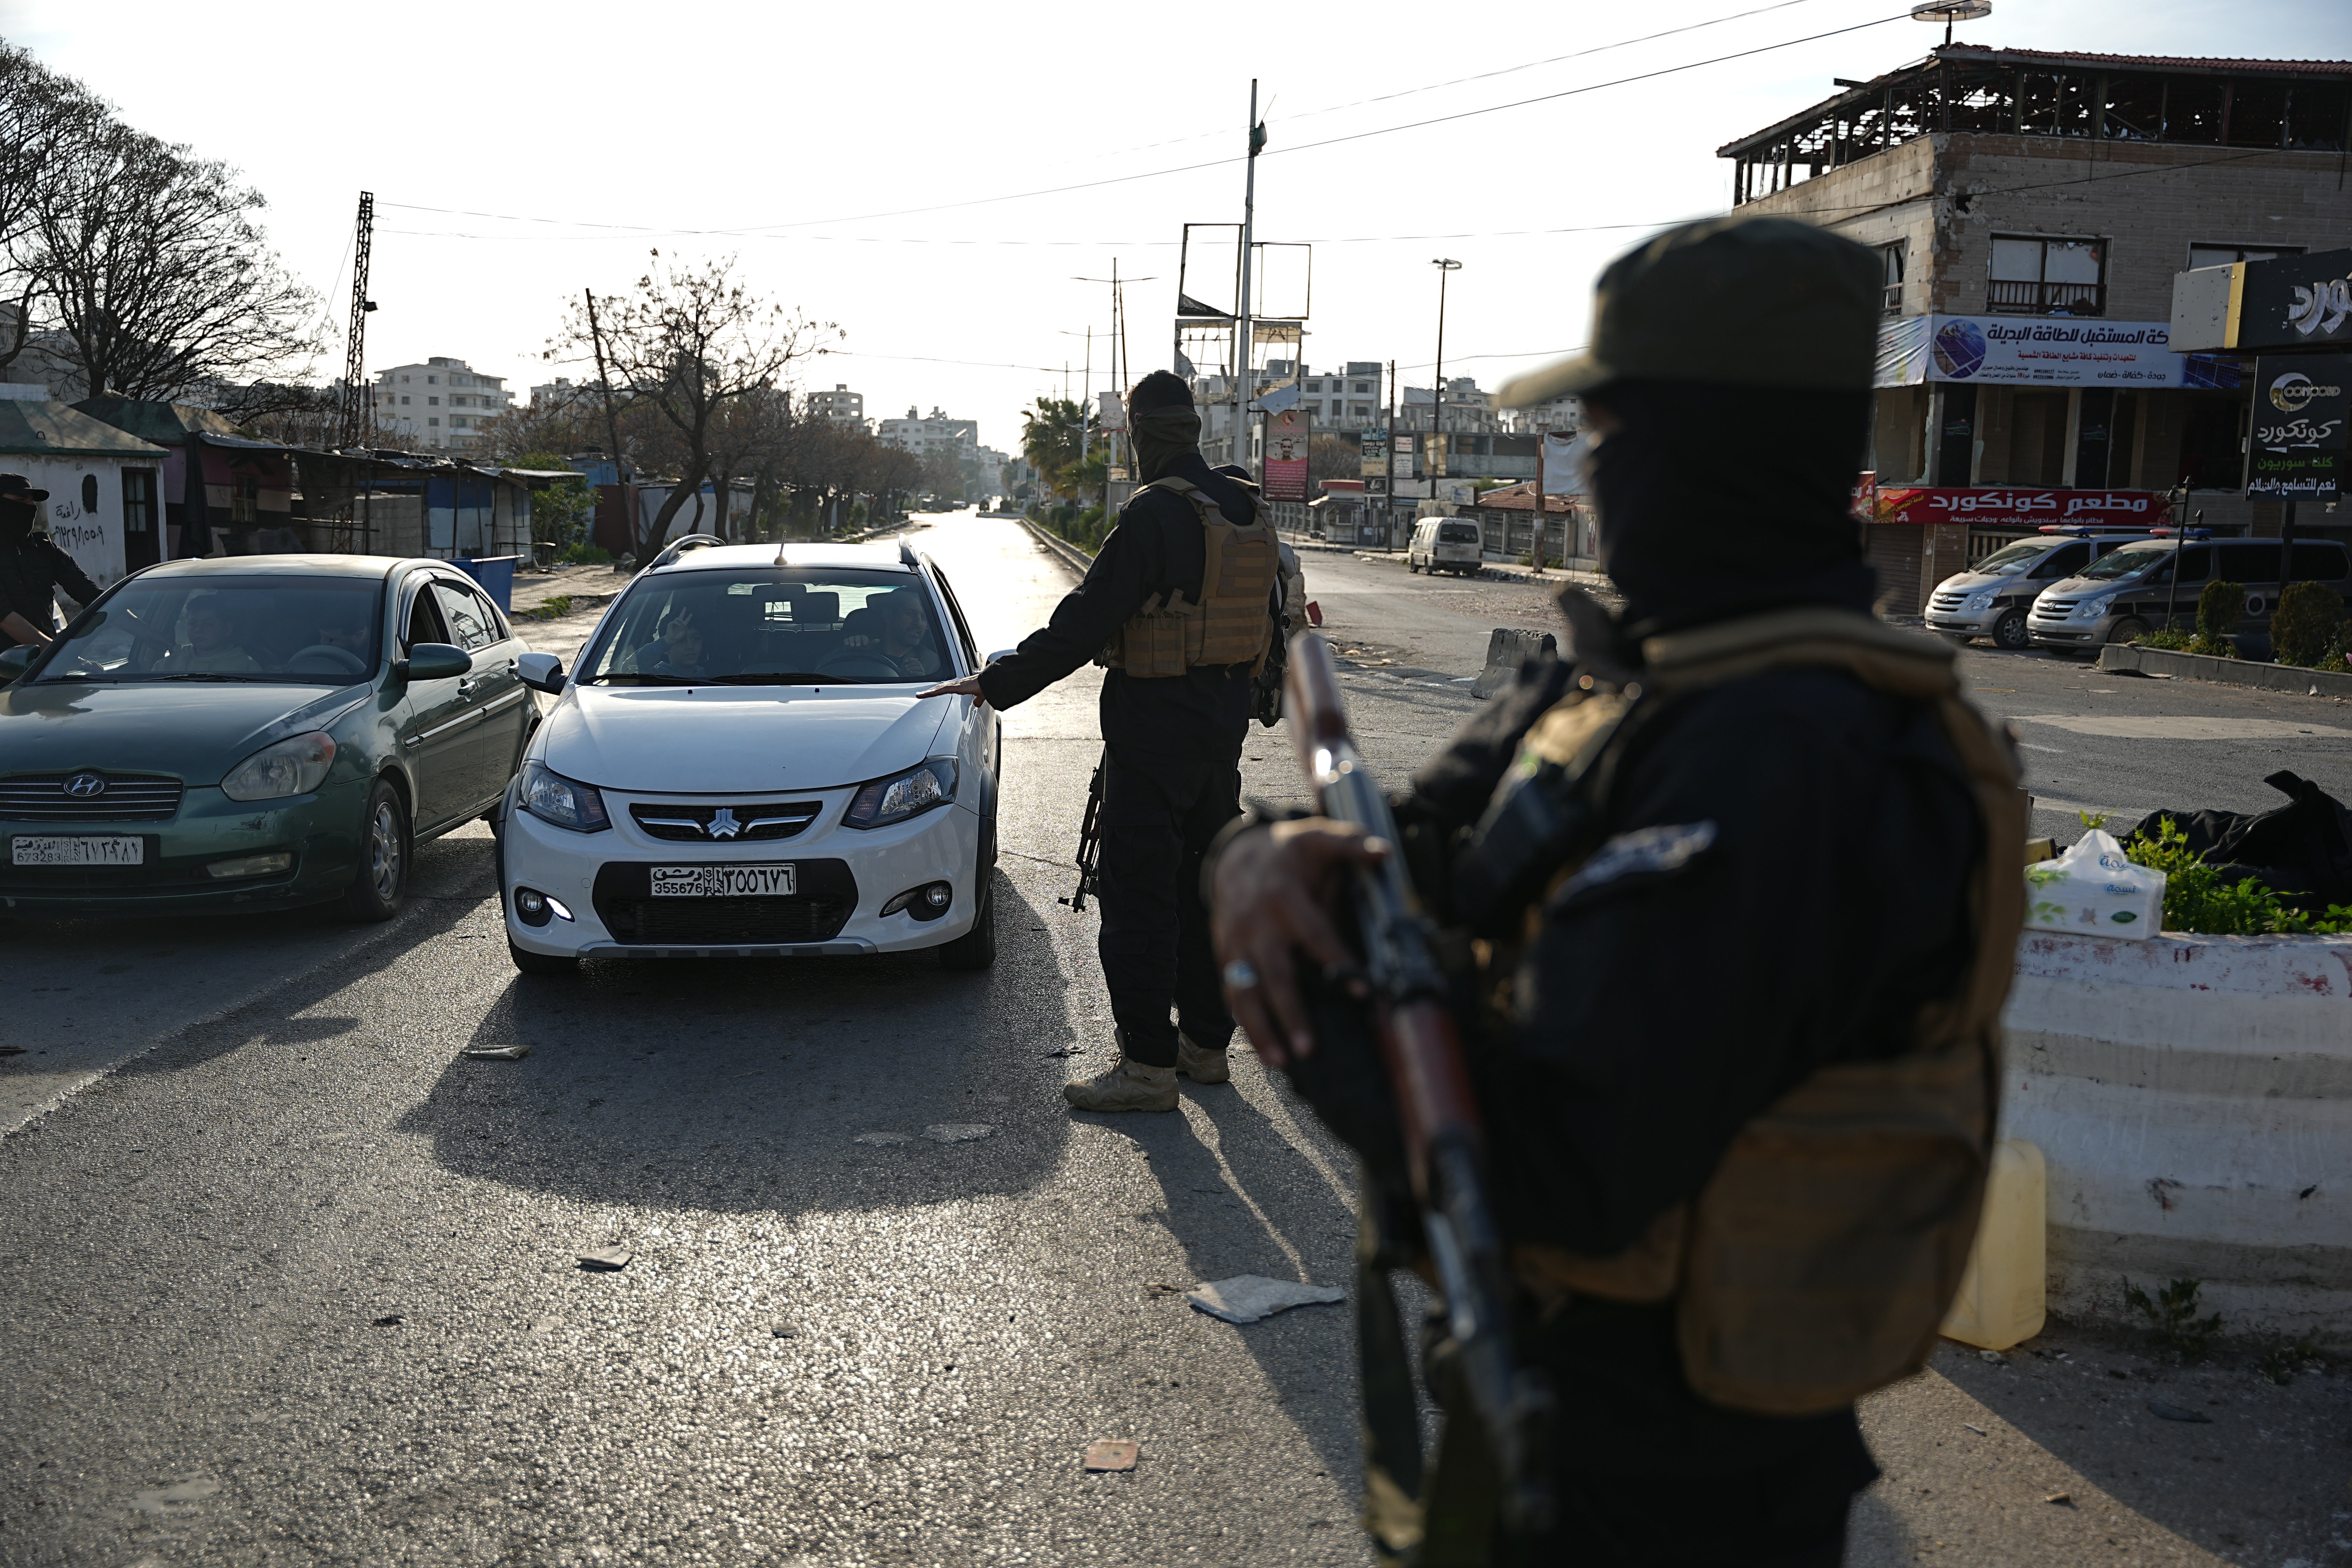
[1102, 476, 1278, 677]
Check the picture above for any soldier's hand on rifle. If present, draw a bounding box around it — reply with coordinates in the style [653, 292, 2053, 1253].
[920, 675, 989, 708]
[1210, 818, 1388, 1070]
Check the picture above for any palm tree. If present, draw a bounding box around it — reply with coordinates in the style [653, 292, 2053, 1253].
[1019, 397, 1094, 501]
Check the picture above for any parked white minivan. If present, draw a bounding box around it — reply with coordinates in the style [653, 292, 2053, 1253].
[1409, 517, 1483, 576]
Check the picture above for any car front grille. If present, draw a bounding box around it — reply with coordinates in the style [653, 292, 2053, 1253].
[1929, 592, 1970, 613]
[2033, 599, 2078, 620]
[0, 772, 184, 822]
[628, 800, 822, 842]
[591, 858, 858, 946]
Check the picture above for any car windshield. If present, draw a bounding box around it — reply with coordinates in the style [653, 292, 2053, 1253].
[32, 575, 385, 684]
[580, 568, 953, 686]
[2074, 542, 2175, 582]
[1971, 541, 2052, 576]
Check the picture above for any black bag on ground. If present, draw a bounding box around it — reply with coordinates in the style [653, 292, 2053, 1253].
[2125, 770, 2352, 913]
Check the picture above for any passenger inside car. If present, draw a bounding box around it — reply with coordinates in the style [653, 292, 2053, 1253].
[645, 610, 706, 679]
[161, 596, 261, 673]
[841, 588, 942, 679]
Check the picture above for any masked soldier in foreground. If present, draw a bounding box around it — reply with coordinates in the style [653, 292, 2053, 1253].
[1209, 216, 2023, 1564]
[925, 372, 1279, 1111]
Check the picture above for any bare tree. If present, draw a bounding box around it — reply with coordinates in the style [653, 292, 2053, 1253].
[32, 118, 320, 399]
[551, 254, 828, 560]
[0, 45, 104, 378]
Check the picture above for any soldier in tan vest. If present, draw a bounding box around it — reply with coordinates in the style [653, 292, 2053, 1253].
[924, 372, 1281, 1112]
[1207, 217, 2021, 1564]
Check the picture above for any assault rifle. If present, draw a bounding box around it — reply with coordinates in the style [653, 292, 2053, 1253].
[1058, 747, 1106, 913]
[1284, 631, 1555, 1534]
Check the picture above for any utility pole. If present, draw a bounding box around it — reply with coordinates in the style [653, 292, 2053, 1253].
[1533, 427, 1547, 574]
[338, 192, 376, 450]
[1431, 258, 1461, 503]
[1234, 80, 1263, 476]
[1385, 358, 1397, 543]
[584, 288, 631, 553]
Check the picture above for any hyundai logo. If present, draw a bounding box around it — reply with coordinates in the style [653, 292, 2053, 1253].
[706, 806, 741, 839]
[61, 771, 107, 799]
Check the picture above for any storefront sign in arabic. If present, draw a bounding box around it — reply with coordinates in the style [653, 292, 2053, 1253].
[2246, 354, 2346, 501]
[2238, 249, 2352, 352]
[1875, 487, 2171, 529]
[1875, 315, 2242, 390]
[1359, 433, 1387, 478]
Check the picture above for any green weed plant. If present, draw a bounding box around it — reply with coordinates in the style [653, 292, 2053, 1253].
[2124, 1276, 2222, 1359]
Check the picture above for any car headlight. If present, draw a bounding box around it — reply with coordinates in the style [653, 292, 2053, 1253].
[518, 759, 611, 833]
[1962, 589, 1997, 612]
[2072, 598, 2110, 620]
[220, 731, 337, 801]
[845, 757, 958, 829]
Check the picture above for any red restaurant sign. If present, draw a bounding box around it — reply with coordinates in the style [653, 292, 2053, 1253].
[1875, 487, 2171, 529]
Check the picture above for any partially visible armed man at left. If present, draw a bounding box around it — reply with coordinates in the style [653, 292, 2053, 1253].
[0, 475, 99, 651]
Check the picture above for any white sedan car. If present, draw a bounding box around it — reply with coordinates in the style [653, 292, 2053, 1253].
[498, 541, 1003, 975]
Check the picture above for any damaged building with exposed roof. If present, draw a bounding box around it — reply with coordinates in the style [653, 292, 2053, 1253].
[1718, 43, 2352, 611]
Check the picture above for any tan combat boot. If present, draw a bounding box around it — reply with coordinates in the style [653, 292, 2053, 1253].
[1063, 1056, 1179, 1113]
[1176, 1033, 1230, 1085]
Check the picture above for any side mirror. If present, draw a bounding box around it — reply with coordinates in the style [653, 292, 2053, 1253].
[984, 648, 1017, 666]
[517, 651, 567, 694]
[0, 644, 35, 682]
[398, 642, 472, 682]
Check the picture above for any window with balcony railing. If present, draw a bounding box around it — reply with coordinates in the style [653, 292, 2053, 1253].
[1989, 235, 2106, 316]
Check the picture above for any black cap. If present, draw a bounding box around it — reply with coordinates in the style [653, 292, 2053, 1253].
[0, 473, 49, 501]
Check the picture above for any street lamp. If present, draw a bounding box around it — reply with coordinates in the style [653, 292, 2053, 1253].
[2162, 477, 2192, 635]
[1430, 259, 1462, 497]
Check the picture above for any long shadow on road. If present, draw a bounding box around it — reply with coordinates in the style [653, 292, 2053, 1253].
[398, 868, 1079, 1220]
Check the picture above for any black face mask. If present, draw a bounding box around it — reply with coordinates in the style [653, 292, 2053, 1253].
[1130, 404, 1203, 483]
[1586, 379, 1876, 635]
[0, 499, 35, 544]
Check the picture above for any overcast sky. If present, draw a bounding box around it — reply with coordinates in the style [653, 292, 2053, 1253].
[5, 0, 2344, 452]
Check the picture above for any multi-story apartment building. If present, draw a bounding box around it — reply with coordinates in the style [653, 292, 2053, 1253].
[1293, 362, 1386, 429]
[808, 385, 867, 427]
[373, 357, 515, 452]
[1401, 377, 1505, 435]
[529, 378, 602, 415]
[1718, 42, 2352, 607]
[876, 406, 979, 459]
[1507, 394, 1584, 436]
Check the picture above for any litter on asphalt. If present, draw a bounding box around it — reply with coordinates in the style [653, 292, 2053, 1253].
[461, 1044, 531, 1060]
[1963, 1423, 1988, 1436]
[1083, 1439, 1140, 1472]
[578, 1246, 633, 1271]
[2046, 1492, 2073, 1506]
[2147, 1400, 2215, 1423]
[853, 1132, 913, 1145]
[1186, 1275, 1347, 1324]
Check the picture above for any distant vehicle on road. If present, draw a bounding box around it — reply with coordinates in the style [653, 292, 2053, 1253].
[1408, 517, 1483, 576]
[1925, 528, 2156, 651]
[498, 541, 1002, 975]
[0, 555, 536, 923]
[2028, 537, 2352, 657]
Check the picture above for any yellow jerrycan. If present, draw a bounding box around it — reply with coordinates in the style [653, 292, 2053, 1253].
[1940, 1139, 2047, 1351]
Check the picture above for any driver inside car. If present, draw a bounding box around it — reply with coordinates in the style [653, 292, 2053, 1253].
[643, 608, 706, 680]
[160, 596, 261, 673]
[840, 588, 939, 679]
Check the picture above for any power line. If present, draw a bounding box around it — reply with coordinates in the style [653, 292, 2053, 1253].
[378, 10, 1913, 242]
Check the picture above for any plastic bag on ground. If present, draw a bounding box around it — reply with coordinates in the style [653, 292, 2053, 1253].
[2024, 830, 2165, 940]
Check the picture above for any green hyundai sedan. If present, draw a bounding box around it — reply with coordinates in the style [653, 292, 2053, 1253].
[0, 555, 536, 921]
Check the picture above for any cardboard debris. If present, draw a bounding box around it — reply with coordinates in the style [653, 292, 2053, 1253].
[578, 1247, 633, 1272]
[1186, 1275, 1346, 1325]
[1083, 1439, 1140, 1472]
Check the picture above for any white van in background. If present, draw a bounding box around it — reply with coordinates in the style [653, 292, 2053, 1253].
[1409, 517, 1483, 576]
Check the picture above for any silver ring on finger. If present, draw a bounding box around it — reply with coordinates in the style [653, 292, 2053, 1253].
[1221, 959, 1261, 990]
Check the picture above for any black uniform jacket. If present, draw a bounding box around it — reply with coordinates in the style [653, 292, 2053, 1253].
[978, 453, 1259, 757]
[1397, 641, 1982, 1478]
[0, 533, 102, 648]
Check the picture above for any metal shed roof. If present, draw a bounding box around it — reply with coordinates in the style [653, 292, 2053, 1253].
[0, 400, 171, 460]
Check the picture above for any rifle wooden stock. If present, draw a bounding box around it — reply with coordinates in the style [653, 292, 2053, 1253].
[1282, 632, 1555, 1535]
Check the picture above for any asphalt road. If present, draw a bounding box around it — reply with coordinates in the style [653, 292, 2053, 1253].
[3, 513, 2345, 1568]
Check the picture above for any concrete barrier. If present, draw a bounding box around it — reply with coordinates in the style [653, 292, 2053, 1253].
[1470, 627, 1557, 699]
[2098, 641, 2352, 698]
[2000, 929, 2352, 1344]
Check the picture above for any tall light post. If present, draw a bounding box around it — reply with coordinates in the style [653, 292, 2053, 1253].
[1430, 259, 1462, 497]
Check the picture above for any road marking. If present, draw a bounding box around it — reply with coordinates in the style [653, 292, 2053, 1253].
[2016, 714, 2352, 741]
